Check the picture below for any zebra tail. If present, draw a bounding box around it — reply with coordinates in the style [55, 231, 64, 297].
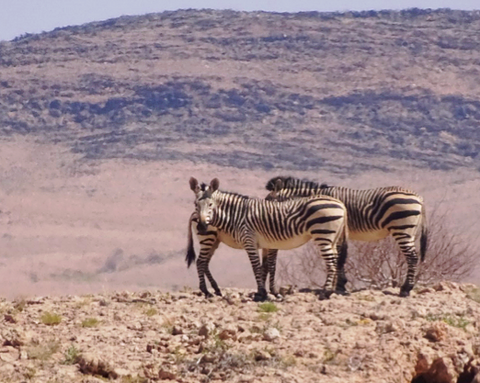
[420, 205, 428, 262]
[186, 212, 197, 268]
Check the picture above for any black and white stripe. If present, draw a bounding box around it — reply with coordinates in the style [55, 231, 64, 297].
[188, 177, 348, 301]
[265, 176, 428, 297]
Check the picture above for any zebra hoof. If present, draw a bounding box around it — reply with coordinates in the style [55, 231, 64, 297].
[214, 290, 223, 297]
[253, 291, 268, 302]
[400, 284, 412, 297]
[203, 291, 214, 299]
[317, 291, 332, 300]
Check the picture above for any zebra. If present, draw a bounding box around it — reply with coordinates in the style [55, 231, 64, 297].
[186, 212, 279, 298]
[264, 176, 428, 297]
[188, 177, 348, 301]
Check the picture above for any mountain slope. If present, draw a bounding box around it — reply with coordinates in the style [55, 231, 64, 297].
[1, 9, 480, 174]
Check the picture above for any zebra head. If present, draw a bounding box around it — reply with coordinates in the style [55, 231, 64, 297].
[189, 177, 220, 234]
[264, 177, 289, 202]
[265, 176, 329, 201]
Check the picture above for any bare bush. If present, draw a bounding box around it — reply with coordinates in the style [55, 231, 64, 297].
[277, 204, 478, 290]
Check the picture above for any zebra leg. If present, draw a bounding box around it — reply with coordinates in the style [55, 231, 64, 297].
[266, 249, 279, 296]
[261, 248, 269, 287]
[391, 232, 419, 297]
[204, 241, 222, 296]
[335, 242, 348, 294]
[315, 243, 339, 297]
[245, 245, 267, 302]
[196, 236, 219, 298]
[261, 249, 278, 295]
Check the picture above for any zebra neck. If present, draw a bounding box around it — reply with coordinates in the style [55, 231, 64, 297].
[211, 191, 247, 233]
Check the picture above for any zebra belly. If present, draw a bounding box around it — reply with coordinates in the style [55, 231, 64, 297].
[349, 229, 389, 242]
[256, 234, 310, 250]
[217, 231, 244, 250]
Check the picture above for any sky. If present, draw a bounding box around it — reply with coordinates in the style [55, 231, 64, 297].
[0, 0, 479, 42]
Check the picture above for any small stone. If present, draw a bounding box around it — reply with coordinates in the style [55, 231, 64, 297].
[4, 314, 16, 323]
[158, 368, 176, 380]
[218, 326, 237, 340]
[418, 288, 435, 294]
[263, 327, 280, 342]
[424, 322, 448, 342]
[294, 349, 305, 357]
[254, 350, 271, 361]
[0, 346, 20, 363]
[200, 354, 216, 363]
[198, 323, 215, 337]
[172, 326, 183, 335]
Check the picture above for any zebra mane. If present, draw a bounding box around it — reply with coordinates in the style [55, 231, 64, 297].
[265, 176, 331, 191]
[199, 183, 249, 200]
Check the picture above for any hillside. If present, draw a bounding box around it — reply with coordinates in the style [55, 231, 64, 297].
[1, 9, 480, 173]
[1, 283, 480, 382]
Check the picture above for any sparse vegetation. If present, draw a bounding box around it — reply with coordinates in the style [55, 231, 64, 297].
[465, 285, 480, 303]
[323, 348, 338, 364]
[258, 302, 278, 313]
[425, 313, 470, 330]
[41, 312, 62, 326]
[161, 316, 175, 334]
[63, 345, 81, 365]
[27, 340, 60, 360]
[81, 317, 99, 328]
[144, 307, 158, 317]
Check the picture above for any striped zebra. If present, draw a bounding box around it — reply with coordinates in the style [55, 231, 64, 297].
[186, 212, 279, 298]
[188, 177, 348, 301]
[264, 176, 428, 297]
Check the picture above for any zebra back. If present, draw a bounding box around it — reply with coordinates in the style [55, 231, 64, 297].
[265, 176, 424, 233]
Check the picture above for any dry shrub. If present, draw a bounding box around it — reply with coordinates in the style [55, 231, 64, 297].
[278, 203, 478, 290]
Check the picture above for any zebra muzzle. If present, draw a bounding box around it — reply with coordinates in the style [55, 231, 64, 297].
[197, 221, 208, 234]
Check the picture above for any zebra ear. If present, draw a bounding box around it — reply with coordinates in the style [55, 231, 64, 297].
[189, 177, 200, 193]
[210, 178, 220, 191]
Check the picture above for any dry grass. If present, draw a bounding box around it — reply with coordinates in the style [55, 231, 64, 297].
[41, 312, 62, 326]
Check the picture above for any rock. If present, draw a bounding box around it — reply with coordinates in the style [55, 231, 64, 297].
[424, 322, 448, 342]
[0, 346, 20, 363]
[171, 326, 183, 335]
[77, 352, 118, 379]
[413, 355, 456, 383]
[263, 327, 280, 342]
[4, 314, 16, 323]
[158, 368, 176, 380]
[1, 328, 26, 348]
[279, 285, 295, 296]
[198, 323, 215, 337]
[418, 287, 436, 294]
[254, 350, 271, 361]
[200, 354, 216, 363]
[218, 326, 237, 340]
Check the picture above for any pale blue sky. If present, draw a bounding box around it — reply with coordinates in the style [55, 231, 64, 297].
[0, 0, 479, 41]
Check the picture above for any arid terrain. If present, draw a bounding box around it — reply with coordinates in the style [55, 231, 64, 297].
[1, 283, 480, 382]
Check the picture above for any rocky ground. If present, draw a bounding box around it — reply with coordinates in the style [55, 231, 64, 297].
[1, 282, 480, 383]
